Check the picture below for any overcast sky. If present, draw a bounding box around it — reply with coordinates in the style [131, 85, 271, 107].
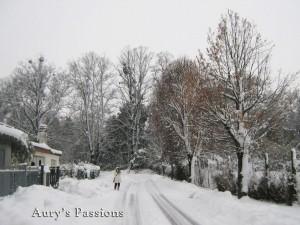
[0, 0, 299, 78]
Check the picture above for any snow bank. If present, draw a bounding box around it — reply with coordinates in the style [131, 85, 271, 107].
[58, 177, 110, 198]
[0, 172, 118, 225]
[153, 174, 300, 225]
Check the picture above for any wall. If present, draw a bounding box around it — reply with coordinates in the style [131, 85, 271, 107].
[0, 143, 11, 169]
[33, 151, 60, 166]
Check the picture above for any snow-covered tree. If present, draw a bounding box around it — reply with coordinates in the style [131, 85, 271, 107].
[201, 11, 292, 198]
[0, 56, 68, 138]
[153, 58, 206, 177]
[117, 46, 153, 164]
[68, 52, 115, 163]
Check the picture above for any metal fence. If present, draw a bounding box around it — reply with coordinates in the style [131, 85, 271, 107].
[0, 168, 40, 197]
[49, 166, 60, 188]
[0, 166, 61, 197]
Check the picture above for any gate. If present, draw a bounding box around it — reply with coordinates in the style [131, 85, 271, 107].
[49, 166, 60, 188]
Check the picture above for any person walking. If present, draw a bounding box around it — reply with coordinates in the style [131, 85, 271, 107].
[113, 167, 121, 190]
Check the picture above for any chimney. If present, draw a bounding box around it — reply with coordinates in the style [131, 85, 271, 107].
[37, 124, 48, 144]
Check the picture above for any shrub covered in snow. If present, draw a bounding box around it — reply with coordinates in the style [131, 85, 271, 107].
[214, 171, 236, 194]
[60, 162, 100, 179]
[175, 163, 189, 181]
[248, 171, 299, 204]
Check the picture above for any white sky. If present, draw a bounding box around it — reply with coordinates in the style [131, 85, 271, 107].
[0, 0, 299, 78]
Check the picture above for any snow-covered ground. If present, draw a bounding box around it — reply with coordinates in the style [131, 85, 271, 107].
[0, 170, 299, 225]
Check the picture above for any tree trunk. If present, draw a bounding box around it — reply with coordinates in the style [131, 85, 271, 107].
[171, 164, 174, 180]
[264, 152, 270, 199]
[161, 164, 165, 176]
[187, 153, 193, 182]
[288, 148, 297, 206]
[241, 151, 249, 194]
[191, 155, 196, 184]
[237, 151, 245, 198]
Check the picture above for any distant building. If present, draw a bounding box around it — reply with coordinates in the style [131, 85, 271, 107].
[31, 124, 62, 166]
[0, 123, 30, 169]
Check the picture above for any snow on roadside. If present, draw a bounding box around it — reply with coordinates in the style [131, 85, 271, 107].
[58, 173, 110, 198]
[153, 174, 300, 225]
[0, 170, 299, 225]
[0, 171, 120, 225]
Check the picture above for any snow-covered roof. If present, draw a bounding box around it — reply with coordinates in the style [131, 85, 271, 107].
[0, 123, 28, 147]
[31, 142, 62, 156]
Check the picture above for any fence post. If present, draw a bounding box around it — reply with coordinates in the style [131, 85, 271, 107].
[287, 148, 297, 206]
[56, 166, 60, 187]
[40, 165, 44, 185]
[264, 152, 270, 199]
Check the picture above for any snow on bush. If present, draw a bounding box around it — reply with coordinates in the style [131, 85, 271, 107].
[213, 169, 297, 204]
[60, 162, 100, 179]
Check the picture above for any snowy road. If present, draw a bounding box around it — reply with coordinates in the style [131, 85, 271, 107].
[116, 176, 201, 225]
[0, 170, 300, 225]
[146, 180, 200, 225]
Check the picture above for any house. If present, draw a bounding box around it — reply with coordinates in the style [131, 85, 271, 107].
[0, 122, 62, 168]
[0, 123, 30, 169]
[31, 124, 62, 167]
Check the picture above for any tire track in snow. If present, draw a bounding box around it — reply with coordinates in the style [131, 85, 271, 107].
[146, 180, 201, 225]
[128, 191, 142, 225]
[120, 183, 132, 210]
[123, 183, 142, 225]
[111, 182, 131, 225]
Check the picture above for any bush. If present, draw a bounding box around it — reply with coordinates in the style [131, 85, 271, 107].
[214, 172, 236, 194]
[257, 177, 269, 198]
[269, 178, 287, 203]
[175, 164, 189, 181]
[249, 176, 269, 200]
[249, 173, 289, 203]
[149, 162, 163, 175]
[60, 162, 100, 179]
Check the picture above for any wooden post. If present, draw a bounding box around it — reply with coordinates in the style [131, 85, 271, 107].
[291, 148, 296, 175]
[287, 148, 297, 206]
[56, 166, 60, 188]
[40, 165, 44, 185]
[264, 152, 270, 199]
[171, 163, 174, 180]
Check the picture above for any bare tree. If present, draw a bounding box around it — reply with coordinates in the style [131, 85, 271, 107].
[117, 46, 153, 165]
[0, 56, 68, 138]
[152, 52, 174, 81]
[68, 52, 115, 163]
[152, 58, 210, 179]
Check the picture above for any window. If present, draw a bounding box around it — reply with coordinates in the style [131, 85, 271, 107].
[51, 159, 57, 166]
[0, 149, 5, 169]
